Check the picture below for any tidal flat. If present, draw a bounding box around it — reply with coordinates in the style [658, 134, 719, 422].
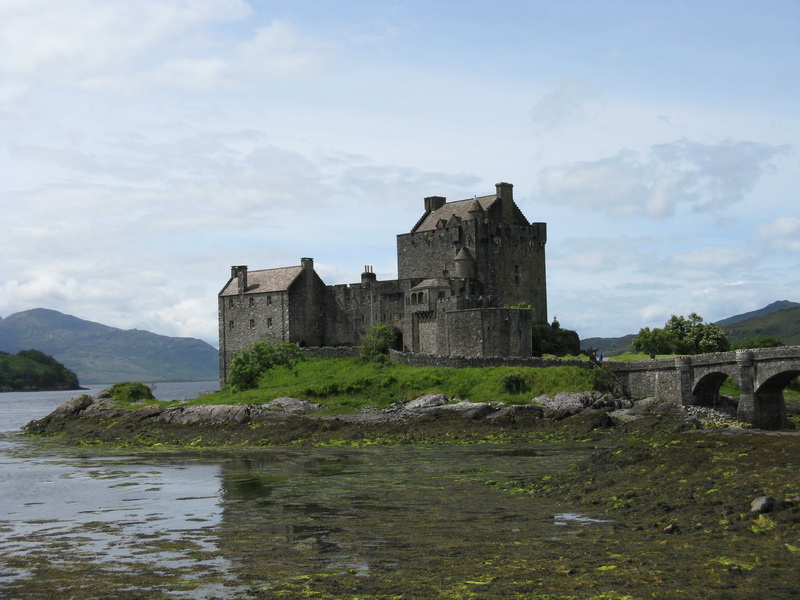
[4, 413, 800, 599]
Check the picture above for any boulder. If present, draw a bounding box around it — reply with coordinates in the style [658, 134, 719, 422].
[537, 392, 632, 417]
[486, 404, 544, 422]
[263, 397, 321, 415]
[750, 496, 776, 514]
[52, 394, 94, 417]
[427, 401, 495, 419]
[401, 394, 451, 412]
[158, 404, 252, 425]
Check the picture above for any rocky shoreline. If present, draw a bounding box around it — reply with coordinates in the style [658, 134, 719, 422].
[25, 388, 752, 434]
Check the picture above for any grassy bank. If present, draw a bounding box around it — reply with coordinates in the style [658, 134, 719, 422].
[193, 357, 614, 415]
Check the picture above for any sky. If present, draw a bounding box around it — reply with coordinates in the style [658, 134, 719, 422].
[1, 0, 798, 348]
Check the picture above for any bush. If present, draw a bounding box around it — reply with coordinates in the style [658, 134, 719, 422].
[358, 323, 398, 362]
[107, 382, 156, 404]
[228, 341, 304, 393]
[501, 373, 529, 394]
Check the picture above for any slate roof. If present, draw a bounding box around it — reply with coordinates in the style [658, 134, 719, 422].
[410, 278, 453, 291]
[412, 194, 497, 233]
[219, 266, 303, 296]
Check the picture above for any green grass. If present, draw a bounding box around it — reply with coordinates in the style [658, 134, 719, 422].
[607, 352, 680, 361]
[197, 357, 614, 414]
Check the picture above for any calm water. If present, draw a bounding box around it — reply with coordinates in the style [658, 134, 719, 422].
[0, 384, 602, 599]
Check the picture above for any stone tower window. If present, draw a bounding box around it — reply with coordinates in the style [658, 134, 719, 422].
[267, 317, 273, 327]
[228, 320, 234, 330]
[267, 295, 272, 305]
[229, 298, 235, 308]
[249, 319, 255, 329]
[249, 297, 254, 308]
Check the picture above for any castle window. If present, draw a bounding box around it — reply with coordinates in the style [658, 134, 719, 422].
[249, 319, 255, 329]
[267, 317, 273, 327]
[267, 295, 272, 305]
[229, 298, 235, 309]
[249, 297, 254, 308]
[438, 291, 445, 299]
[228, 320, 234, 330]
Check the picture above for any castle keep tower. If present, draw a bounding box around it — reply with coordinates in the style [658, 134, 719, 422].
[396, 182, 547, 320]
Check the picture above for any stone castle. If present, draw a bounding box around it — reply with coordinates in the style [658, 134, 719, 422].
[218, 182, 547, 385]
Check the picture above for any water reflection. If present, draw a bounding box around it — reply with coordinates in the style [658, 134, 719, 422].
[1, 442, 605, 598]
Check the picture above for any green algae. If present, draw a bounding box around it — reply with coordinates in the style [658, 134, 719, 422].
[8, 411, 800, 599]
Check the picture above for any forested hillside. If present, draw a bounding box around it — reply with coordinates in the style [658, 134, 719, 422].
[0, 349, 81, 392]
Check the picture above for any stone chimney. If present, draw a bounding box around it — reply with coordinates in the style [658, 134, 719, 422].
[301, 257, 314, 271]
[231, 265, 248, 295]
[495, 182, 514, 222]
[424, 196, 446, 212]
[361, 265, 377, 285]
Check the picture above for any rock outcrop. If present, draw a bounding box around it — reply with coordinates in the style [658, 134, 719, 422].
[25, 387, 754, 433]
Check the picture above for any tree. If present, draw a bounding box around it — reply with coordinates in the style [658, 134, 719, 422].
[505, 303, 579, 356]
[634, 312, 730, 357]
[732, 335, 785, 350]
[633, 326, 679, 358]
[228, 341, 304, 392]
[358, 322, 398, 363]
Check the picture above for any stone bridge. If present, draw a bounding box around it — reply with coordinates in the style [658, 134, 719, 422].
[606, 346, 800, 429]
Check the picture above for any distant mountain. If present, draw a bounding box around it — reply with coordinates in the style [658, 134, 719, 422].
[579, 334, 636, 356]
[580, 301, 800, 355]
[723, 306, 800, 346]
[0, 308, 219, 384]
[715, 300, 800, 328]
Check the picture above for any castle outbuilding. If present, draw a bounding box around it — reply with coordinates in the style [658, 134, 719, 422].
[218, 182, 547, 385]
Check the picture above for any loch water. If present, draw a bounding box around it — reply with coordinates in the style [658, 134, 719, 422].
[0, 384, 606, 599]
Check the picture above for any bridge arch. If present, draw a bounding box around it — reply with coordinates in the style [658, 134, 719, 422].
[749, 369, 800, 429]
[691, 371, 738, 408]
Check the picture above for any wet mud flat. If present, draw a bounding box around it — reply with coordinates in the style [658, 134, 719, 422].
[7, 413, 800, 599]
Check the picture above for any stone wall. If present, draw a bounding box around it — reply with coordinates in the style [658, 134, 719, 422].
[606, 358, 683, 403]
[389, 349, 592, 370]
[303, 346, 360, 359]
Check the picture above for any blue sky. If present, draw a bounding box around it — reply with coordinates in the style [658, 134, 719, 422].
[1, 0, 798, 347]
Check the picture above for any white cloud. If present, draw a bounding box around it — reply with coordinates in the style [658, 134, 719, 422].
[752, 217, 800, 252]
[539, 139, 788, 218]
[530, 81, 594, 130]
[0, 1, 339, 117]
[235, 20, 332, 79]
[652, 246, 756, 281]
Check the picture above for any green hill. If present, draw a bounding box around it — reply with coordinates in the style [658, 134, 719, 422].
[723, 305, 800, 346]
[578, 334, 636, 356]
[0, 309, 219, 384]
[0, 349, 81, 392]
[715, 300, 800, 328]
[581, 301, 800, 355]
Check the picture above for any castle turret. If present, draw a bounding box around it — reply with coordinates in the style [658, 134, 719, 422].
[454, 247, 475, 280]
[467, 197, 484, 219]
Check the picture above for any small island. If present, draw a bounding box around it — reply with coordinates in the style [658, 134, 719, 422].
[0, 349, 81, 392]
